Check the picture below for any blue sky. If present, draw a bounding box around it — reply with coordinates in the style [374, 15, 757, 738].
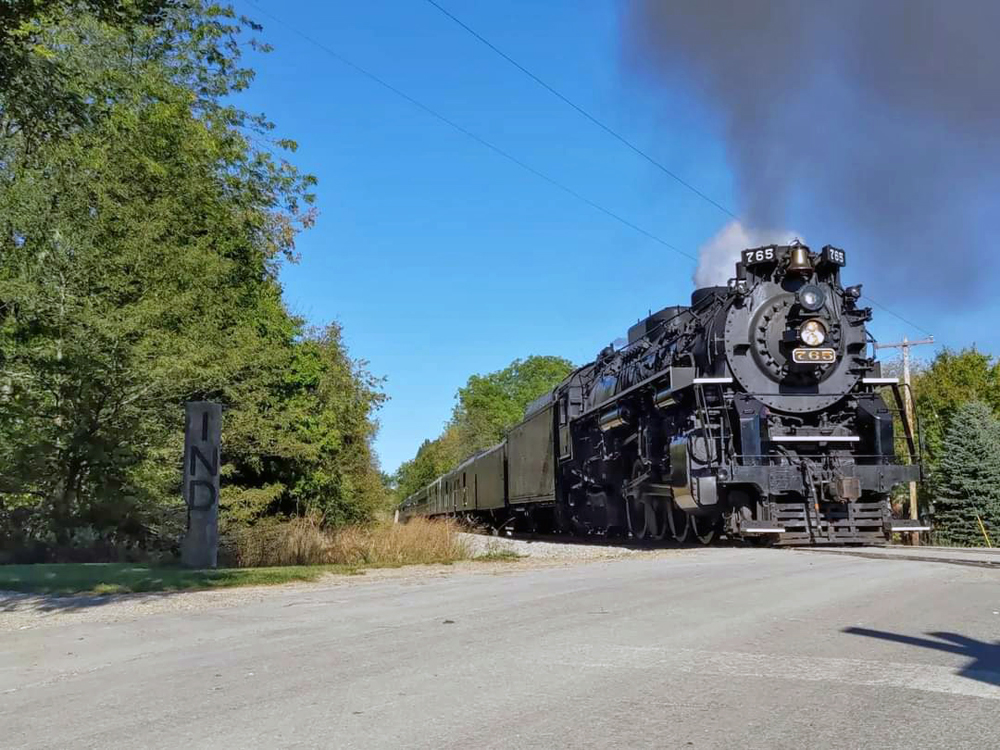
[232, 0, 998, 473]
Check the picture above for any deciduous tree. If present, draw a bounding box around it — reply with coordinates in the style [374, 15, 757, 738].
[452, 355, 575, 455]
[394, 356, 574, 502]
[914, 348, 1000, 460]
[0, 3, 387, 557]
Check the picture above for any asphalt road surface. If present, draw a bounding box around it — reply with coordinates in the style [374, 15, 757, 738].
[3, 548, 999, 749]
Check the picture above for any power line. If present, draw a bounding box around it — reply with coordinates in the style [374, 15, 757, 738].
[863, 296, 933, 337]
[244, 1, 695, 262]
[419, 0, 933, 337]
[422, 0, 737, 220]
[245, 2, 930, 336]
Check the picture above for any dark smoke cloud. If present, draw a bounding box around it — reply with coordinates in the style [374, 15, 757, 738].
[623, 0, 1000, 308]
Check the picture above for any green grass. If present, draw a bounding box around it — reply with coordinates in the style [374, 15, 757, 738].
[0, 562, 360, 596]
[474, 549, 523, 562]
[472, 541, 524, 562]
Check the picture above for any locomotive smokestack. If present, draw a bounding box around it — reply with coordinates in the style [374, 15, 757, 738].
[623, 0, 1000, 308]
[694, 221, 798, 287]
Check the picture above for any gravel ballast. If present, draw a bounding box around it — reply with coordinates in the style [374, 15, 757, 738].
[460, 532, 645, 560]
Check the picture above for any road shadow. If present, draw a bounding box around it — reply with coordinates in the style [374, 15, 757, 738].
[1, 589, 183, 613]
[844, 627, 1000, 687]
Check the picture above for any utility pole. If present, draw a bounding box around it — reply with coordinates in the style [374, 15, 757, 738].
[874, 335, 934, 545]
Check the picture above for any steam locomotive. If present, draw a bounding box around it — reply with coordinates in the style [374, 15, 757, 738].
[399, 244, 926, 545]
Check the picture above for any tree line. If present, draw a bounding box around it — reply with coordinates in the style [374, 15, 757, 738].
[393, 356, 575, 501]
[0, 2, 386, 561]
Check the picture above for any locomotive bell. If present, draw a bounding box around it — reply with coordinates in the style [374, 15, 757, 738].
[787, 245, 813, 274]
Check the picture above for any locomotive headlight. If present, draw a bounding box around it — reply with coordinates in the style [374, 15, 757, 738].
[799, 319, 827, 347]
[797, 284, 825, 312]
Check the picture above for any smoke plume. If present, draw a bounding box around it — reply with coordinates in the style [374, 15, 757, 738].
[624, 0, 1000, 308]
[695, 221, 799, 288]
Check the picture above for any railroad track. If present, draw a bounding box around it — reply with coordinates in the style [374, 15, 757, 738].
[474, 527, 740, 550]
[475, 529, 1000, 569]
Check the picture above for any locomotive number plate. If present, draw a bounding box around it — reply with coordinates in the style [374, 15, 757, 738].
[742, 247, 776, 265]
[792, 347, 836, 363]
[821, 246, 847, 266]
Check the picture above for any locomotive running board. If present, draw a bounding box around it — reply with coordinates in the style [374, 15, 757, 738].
[889, 523, 932, 532]
[742, 526, 786, 534]
[770, 435, 860, 442]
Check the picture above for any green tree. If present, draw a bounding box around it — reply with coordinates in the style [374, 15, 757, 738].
[0, 4, 386, 555]
[213, 320, 388, 530]
[0, 1, 176, 147]
[394, 355, 574, 502]
[394, 425, 463, 502]
[932, 401, 1000, 546]
[914, 348, 1000, 461]
[452, 355, 575, 455]
[279, 324, 387, 526]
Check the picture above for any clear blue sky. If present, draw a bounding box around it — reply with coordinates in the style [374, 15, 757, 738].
[232, 0, 998, 473]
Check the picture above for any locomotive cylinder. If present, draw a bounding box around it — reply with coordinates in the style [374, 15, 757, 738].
[597, 406, 629, 432]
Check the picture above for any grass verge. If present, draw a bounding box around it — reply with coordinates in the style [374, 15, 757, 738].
[0, 562, 354, 596]
[473, 549, 524, 562]
[1, 518, 522, 596]
[233, 516, 472, 568]
[471, 539, 524, 562]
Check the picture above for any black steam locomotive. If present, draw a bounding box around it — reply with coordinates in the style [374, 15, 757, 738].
[399, 244, 926, 545]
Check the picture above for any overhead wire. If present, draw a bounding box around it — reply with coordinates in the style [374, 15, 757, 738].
[419, 0, 933, 336]
[422, 0, 737, 221]
[244, 1, 694, 262]
[861, 295, 932, 336]
[243, 1, 930, 335]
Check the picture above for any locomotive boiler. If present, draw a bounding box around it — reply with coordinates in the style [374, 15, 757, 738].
[399, 243, 926, 545]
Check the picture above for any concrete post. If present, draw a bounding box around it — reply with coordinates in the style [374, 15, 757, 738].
[181, 401, 221, 569]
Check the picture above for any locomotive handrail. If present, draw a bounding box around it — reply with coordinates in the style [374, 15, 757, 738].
[731, 453, 917, 465]
[892, 381, 918, 463]
[900, 381, 922, 464]
[692, 380, 731, 470]
[574, 366, 695, 422]
[693, 382, 714, 467]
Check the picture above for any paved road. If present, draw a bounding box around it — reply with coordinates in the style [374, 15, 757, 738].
[3, 549, 999, 749]
[804, 544, 1000, 568]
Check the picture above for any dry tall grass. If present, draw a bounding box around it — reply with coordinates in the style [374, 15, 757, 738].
[232, 516, 471, 568]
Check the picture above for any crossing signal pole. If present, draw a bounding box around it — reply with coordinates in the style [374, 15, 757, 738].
[873, 335, 934, 544]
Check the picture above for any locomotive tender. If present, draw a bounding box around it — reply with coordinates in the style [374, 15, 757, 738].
[399, 244, 926, 545]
